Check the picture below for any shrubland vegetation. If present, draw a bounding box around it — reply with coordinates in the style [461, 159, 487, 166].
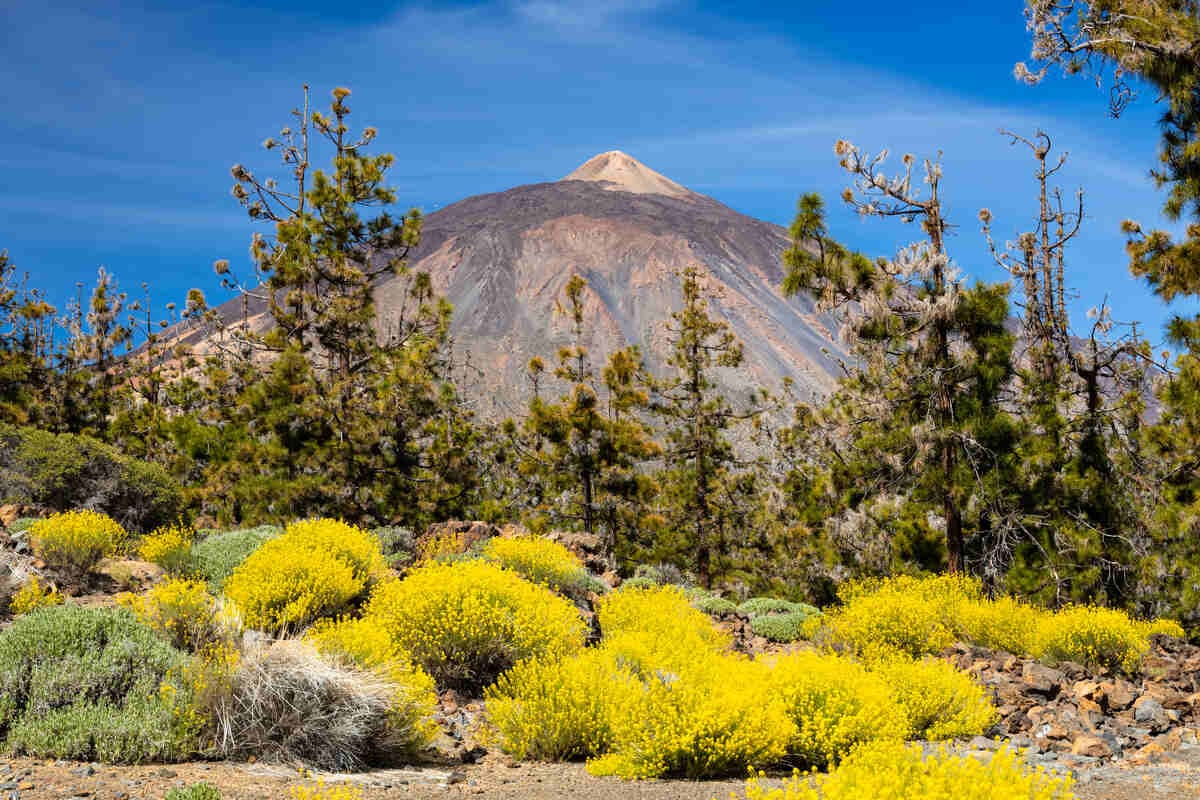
[2, 1, 1200, 795]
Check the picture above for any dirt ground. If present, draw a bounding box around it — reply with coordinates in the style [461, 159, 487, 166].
[4, 749, 1200, 800]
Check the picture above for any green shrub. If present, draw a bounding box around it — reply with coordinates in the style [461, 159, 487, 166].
[7, 517, 38, 534]
[631, 563, 687, 585]
[0, 424, 181, 533]
[739, 597, 819, 618]
[0, 605, 195, 762]
[165, 783, 222, 800]
[693, 594, 738, 616]
[750, 611, 811, 643]
[189, 525, 282, 592]
[370, 526, 416, 569]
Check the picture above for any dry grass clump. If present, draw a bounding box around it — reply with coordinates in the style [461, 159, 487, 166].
[208, 641, 404, 772]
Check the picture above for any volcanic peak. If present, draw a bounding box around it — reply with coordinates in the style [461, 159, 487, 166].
[561, 150, 696, 200]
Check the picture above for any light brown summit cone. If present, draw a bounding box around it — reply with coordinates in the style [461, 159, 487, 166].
[562, 151, 696, 199]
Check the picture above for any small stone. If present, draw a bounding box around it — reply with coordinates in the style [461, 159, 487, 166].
[1071, 736, 1112, 758]
[1023, 663, 1065, 696]
[1134, 696, 1168, 731]
[1130, 742, 1166, 765]
[1043, 725, 1071, 741]
[1103, 679, 1138, 711]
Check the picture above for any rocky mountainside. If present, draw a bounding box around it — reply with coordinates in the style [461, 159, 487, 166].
[194, 151, 849, 418]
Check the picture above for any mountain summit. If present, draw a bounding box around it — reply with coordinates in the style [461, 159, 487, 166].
[187, 157, 849, 417]
[562, 151, 696, 200]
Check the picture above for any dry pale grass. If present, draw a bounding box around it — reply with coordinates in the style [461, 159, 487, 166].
[210, 640, 404, 772]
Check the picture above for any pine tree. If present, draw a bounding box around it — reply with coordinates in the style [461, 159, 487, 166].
[0, 252, 56, 426]
[648, 264, 767, 588]
[517, 275, 660, 564]
[1021, 2, 1200, 622]
[205, 86, 472, 526]
[782, 145, 1018, 576]
[982, 131, 1154, 606]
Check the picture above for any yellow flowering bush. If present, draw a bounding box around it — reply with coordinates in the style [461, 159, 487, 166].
[767, 650, 907, 769]
[224, 519, 386, 633]
[588, 654, 793, 779]
[416, 529, 469, 563]
[816, 575, 978, 660]
[306, 616, 438, 754]
[364, 560, 586, 692]
[8, 575, 64, 616]
[954, 595, 1042, 656]
[290, 781, 363, 800]
[815, 574, 1178, 673]
[486, 649, 641, 761]
[597, 585, 730, 672]
[138, 524, 196, 577]
[742, 742, 1075, 800]
[483, 535, 591, 595]
[869, 655, 998, 741]
[161, 641, 241, 751]
[119, 578, 237, 653]
[30, 510, 126, 582]
[1035, 605, 1152, 673]
[1140, 617, 1187, 638]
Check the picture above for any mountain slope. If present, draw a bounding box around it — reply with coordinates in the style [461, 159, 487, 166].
[194, 152, 849, 418]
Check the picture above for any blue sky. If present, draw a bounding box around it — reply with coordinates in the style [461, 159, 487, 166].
[0, 0, 1189, 344]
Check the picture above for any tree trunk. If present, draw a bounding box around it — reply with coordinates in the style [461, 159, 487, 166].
[946, 493, 965, 574]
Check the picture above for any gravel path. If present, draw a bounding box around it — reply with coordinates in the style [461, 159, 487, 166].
[4, 750, 1200, 799]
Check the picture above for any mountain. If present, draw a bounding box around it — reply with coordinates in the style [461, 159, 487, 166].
[190, 151, 849, 418]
